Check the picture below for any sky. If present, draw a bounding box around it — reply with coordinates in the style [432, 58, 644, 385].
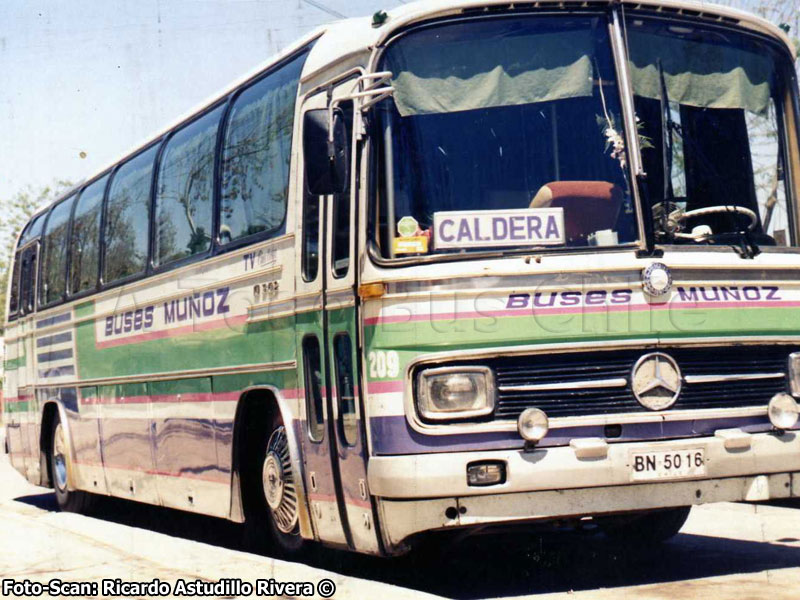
[0, 0, 794, 212]
[0, 0, 406, 204]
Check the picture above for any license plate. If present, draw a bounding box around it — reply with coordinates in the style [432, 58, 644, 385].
[630, 448, 706, 482]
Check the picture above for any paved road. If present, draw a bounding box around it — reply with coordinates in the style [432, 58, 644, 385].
[1, 434, 800, 599]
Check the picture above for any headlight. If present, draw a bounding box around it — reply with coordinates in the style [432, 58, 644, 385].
[417, 367, 495, 421]
[788, 352, 800, 397]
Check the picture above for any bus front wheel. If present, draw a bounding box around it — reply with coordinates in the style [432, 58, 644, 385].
[261, 422, 304, 555]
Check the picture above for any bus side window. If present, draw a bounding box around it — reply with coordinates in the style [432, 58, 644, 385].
[154, 104, 223, 267]
[19, 245, 38, 315]
[39, 195, 76, 307]
[302, 336, 325, 442]
[103, 144, 159, 285]
[301, 170, 320, 282]
[8, 252, 21, 320]
[70, 175, 108, 296]
[333, 333, 358, 446]
[331, 101, 354, 279]
[219, 52, 306, 245]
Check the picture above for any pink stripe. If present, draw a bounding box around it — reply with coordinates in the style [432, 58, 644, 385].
[367, 380, 404, 394]
[364, 299, 800, 326]
[95, 314, 249, 349]
[150, 392, 214, 403]
[80, 388, 302, 405]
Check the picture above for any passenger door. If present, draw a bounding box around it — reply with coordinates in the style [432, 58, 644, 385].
[296, 79, 381, 553]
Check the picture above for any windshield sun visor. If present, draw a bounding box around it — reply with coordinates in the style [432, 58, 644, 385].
[386, 29, 595, 117]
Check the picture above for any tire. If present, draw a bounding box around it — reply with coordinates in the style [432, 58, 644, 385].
[262, 422, 304, 555]
[243, 411, 305, 557]
[600, 506, 691, 546]
[49, 415, 94, 513]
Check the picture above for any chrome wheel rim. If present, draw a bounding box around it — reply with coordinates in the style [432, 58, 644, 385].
[262, 426, 298, 533]
[53, 423, 68, 492]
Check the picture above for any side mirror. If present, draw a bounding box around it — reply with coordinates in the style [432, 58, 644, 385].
[304, 107, 349, 196]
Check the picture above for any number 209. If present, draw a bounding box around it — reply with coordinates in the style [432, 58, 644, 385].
[368, 351, 400, 379]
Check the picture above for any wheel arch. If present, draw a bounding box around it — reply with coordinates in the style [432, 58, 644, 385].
[228, 385, 313, 540]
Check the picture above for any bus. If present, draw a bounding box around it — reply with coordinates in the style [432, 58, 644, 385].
[4, 0, 800, 557]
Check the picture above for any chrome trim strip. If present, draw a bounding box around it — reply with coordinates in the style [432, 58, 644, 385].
[498, 378, 628, 392]
[684, 372, 786, 384]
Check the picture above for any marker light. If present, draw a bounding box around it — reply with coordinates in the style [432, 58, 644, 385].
[518, 408, 549, 443]
[768, 393, 799, 430]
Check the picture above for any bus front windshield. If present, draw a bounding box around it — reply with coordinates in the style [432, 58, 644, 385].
[372, 15, 639, 259]
[626, 17, 798, 248]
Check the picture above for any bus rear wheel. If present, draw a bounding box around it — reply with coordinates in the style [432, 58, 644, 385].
[49, 416, 94, 513]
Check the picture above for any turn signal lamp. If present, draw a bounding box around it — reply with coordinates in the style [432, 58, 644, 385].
[358, 282, 386, 299]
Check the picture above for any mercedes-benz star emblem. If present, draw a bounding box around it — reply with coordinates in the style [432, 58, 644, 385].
[642, 262, 673, 297]
[631, 352, 682, 410]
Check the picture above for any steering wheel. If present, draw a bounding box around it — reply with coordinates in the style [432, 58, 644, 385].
[671, 205, 758, 241]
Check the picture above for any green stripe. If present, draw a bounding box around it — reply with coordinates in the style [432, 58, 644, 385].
[150, 377, 211, 396]
[4, 402, 30, 414]
[365, 305, 800, 352]
[76, 314, 298, 380]
[212, 370, 297, 395]
[75, 300, 95, 320]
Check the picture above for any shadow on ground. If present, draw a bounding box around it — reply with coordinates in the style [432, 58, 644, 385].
[14, 492, 800, 599]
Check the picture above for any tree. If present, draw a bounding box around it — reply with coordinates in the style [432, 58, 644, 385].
[0, 181, 73, 330]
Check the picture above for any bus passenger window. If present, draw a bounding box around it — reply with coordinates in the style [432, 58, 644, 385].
[40, 195, 76, 307]
[8, 253, 21, 319]
[70, 175, 108, 295]
[333, 334, 358, 446]
[302, 184, 320, 282]
[219, 52, 306, 245]
[332, 101, 354, 279]
[103, 145, 158, 284]
[302, 336, 325, 442]
[155, 105, 223, 266]
[19, 245, 38, 315]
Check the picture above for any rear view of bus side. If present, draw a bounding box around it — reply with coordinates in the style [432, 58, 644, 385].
[5, 0, 800, 558]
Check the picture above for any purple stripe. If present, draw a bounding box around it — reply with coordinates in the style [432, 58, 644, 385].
[36, 311, 71, 329]
[369, 414, 774, 455]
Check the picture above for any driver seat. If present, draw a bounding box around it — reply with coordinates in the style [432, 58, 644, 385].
[530, 181, 624, 242]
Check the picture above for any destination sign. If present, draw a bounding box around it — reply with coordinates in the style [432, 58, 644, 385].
[433, 208, 565, 249]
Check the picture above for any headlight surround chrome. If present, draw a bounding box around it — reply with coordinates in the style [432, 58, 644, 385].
[416, 366, 495, 421]
[788, 352, 800, 397]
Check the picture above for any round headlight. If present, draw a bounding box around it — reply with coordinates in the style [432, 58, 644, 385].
[518, 408, 549, 443]
[768, 393, 799, 430]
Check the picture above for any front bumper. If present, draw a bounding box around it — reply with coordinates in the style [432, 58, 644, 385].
[369, 429, 800, 552]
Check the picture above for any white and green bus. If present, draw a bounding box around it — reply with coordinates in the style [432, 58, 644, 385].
[4, 0, 800, 557]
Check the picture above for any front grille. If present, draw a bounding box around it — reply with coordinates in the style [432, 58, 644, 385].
[490, 345, 792, 420]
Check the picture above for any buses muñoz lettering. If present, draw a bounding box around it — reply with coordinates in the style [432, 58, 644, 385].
[4, 0, 800, 556]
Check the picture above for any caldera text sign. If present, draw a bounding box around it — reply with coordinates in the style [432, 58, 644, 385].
[433, 208, 565, 249]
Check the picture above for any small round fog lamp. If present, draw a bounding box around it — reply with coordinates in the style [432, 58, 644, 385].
[768, 393, 799, 430]
[518, 408, 549, 443]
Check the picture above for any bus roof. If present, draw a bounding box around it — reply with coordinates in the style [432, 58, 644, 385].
[19, 0, 795, 238]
